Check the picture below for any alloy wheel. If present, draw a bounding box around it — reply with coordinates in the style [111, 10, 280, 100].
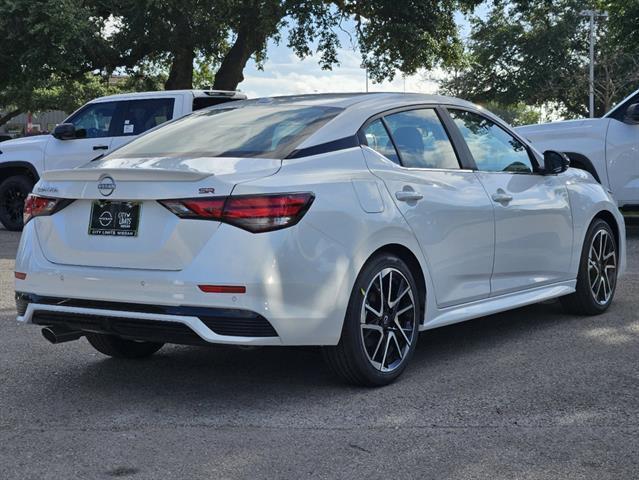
[360, 267, 416, 372]
[588, 229, 617, 305]
[0, 185, 26, 226]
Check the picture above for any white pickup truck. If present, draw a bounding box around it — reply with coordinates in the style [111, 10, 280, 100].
[0, 89, 245, 230]
[517, 88, 639, 209]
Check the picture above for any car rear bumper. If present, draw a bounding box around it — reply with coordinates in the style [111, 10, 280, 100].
[17, 293, 282, 346]
[14, 220, 355, 346]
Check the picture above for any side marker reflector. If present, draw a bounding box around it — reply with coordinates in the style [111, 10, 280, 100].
[15, 272, 27, 280]
[198, 285, 246, 294]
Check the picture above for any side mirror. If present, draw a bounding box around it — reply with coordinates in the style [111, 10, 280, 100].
[52, 123, 77, 140]
[625, 103, 639, 124]
[543, 150, 570, 175]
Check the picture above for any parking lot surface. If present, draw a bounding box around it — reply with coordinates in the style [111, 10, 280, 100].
[1, 225, 638, 479]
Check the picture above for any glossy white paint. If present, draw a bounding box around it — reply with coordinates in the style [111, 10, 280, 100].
[15, 93, 627, 347]
[362, 147, 495, 307]
[517, 88, 639, 207]
[474, 171, 573, 295]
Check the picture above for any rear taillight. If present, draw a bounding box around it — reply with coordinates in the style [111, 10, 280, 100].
[23, 194, 73, 225]
[159, 192, 314, 233]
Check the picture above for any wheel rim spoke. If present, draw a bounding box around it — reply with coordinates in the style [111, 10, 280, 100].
[587, 229, 616, 305]
[360, 267, 417, 373]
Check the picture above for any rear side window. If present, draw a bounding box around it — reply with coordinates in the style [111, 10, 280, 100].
[383, 109, 460, 169]
[119, 98, 175, 136]
[112, 105, 341, 159]
[362, 119, 400, 164]
[449, 109, 533, 173]
[193, 96, 241, 111]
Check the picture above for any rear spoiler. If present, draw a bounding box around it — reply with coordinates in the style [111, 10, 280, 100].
[42, 168, 212, 182]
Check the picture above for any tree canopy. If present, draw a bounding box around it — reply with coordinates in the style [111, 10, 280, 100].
[0, 0, 482, 126]
[440, 0, 639, 118]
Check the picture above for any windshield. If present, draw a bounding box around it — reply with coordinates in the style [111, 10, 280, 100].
[111, 104, 342, 159]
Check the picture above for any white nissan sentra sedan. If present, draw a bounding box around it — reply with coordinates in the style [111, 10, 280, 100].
[14, 93, 626, 386]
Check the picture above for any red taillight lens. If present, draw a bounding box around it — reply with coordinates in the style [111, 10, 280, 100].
[159, 193, 314, 233]
[23, 194, 71, 225]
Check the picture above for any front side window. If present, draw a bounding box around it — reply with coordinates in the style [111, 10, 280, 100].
[361, 119, 400, 164]
[111, 105, 341, 159]
[67, 102, 118, 138]
[449, 109, 533, 173]
[383, 109, 460, 169]
[120, 98, 175, 136]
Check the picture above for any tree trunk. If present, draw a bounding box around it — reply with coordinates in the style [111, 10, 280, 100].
[213, 30, 258, 91]
[165, 46, 195, 90]
[0, 109, 21, 128]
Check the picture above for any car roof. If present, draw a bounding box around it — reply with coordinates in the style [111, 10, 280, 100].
[236, 92, 476, 110]
[238, 92, 482, 150]
[90, 90, 246, 103]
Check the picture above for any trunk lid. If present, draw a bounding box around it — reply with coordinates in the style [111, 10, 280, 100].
[35, 156, 281, 270]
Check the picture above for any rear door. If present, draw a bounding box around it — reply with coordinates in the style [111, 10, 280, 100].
[447, 108, 573, 296]
[44, 101, 120, 170]
[109, 97, 177, 151]
[361, 107, 495, 307]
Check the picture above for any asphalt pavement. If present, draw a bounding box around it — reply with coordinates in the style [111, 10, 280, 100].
[1, 224, 638, 479]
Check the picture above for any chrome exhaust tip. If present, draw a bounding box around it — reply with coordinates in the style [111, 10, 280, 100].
[41, 326, 83, 344]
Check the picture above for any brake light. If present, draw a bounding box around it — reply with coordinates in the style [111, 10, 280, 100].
[23, 194, 72, 225]
[159, 192, 314, 233]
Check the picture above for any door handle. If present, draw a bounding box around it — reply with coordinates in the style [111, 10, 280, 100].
[395, 191, 424, 202]
[491, 191, 513, 204]
[93, 145, 109, 151]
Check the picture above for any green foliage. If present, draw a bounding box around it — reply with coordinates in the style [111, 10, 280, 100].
[440, 0, 639, 119]
[1, 0, 487, 124]
[480, 102, 541, 126]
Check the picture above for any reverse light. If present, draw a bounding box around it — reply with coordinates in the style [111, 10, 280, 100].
[23, 194, 73, 225]
[159, 192, 314, 233]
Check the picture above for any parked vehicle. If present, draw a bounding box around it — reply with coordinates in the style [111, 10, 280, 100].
[517, 88, 639, 208]
[15, 93, 626, 386]
[0, 90, 245, 230]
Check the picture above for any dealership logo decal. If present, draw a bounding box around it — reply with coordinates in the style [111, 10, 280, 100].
[98, 211, 113, 227]
[117, 211, 132, 229]
[98, 176, 116, 196]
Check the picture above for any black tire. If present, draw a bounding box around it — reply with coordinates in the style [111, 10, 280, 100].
[323, 253, 421, 387]
[86, 333, 163, 359]
[561, 218, 618, 315]
[0, 174, 33, 231]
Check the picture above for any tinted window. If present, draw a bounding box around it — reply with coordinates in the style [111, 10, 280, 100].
[384, 109, 459, 169]
[120, 98, 175, 136]
[449, 109, 533, 173]
[362, 119, 400, 164]
[193, 96, 240, 111]
[112, 105, 341, 159]
[67, 102, 117, 138]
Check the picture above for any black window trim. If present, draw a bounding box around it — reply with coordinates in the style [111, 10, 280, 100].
[444, 106, 543, 175]
[357, 103, 475, 171]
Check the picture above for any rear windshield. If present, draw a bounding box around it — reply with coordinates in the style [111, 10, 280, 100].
[111, 104, 342, 159]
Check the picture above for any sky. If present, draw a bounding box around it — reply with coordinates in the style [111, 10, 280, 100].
[237, 6, 488, 98]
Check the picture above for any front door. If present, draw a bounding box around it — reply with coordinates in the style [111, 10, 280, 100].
[45, 101, 120, 170]
[448, 108, 573, 296]
[606, 118, 639, 206]
[361, 108, 495, 307]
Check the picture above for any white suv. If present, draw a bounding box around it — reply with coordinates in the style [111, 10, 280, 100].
[0, 90, 245, 230]
[517, 88, 639, 209]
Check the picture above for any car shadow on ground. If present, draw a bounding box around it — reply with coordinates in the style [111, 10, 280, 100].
[59, 298, 624, 400]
